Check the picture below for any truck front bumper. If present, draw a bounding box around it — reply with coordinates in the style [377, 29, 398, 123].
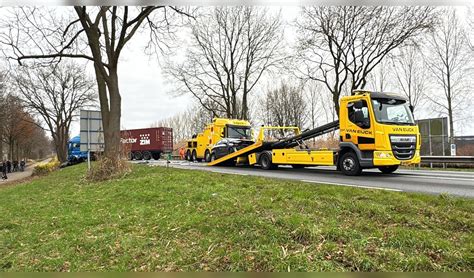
[373, 150, 421, 166]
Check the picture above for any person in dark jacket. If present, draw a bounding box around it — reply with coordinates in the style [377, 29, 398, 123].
[1, 160, 7, 180]
[6, 160, 12, 173]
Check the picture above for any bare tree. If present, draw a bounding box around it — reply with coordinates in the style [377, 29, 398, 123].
[425, 10, 471, 145]
[296, 6, 435, 114]
[467, 7, 474, 52]
[367, 58, 394, 93]
[391, 42, 429, 112]
[1, 95, 32, 160]
[259, 82, 307, 134]
[305, 82, 323, 131]
[13, 62, 96, 162]
[1, 6, 192, 169]
[166, 7, 283, 120]
[0, 71, 6, 159]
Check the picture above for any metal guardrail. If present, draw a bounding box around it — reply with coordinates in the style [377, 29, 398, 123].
[421, 156, 474, 164]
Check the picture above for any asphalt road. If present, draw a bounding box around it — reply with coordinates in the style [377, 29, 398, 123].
[135, 160, 474, 198]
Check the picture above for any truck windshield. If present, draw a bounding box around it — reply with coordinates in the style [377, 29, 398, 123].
[227, 126, 252, 139]
[371, 98, 415, 125]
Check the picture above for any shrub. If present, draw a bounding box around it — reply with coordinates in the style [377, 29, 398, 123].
[85, 156, 131, 182]
[33, 157, 60, 176]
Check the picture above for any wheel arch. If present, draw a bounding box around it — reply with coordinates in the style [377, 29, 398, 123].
[338, 142, 373, 168]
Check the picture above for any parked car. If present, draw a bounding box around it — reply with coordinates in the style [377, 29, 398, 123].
[210, 138, 254, 161]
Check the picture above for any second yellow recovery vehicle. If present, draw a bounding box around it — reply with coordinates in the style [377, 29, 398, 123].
[185, 118, 252, 162]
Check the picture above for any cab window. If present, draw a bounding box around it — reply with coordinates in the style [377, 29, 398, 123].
[347, 100, 370, 129]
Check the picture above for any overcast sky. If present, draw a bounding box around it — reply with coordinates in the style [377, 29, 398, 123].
[1, 6, 473, 136]
[69, 6, 301, 136]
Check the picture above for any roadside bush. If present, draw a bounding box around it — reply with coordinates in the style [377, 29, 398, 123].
[85, 156, 131, 182]
[33, 157, 60, 176]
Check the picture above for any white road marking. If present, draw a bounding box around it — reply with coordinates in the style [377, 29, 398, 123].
[407, 175, 474, 183]
[300, 179, 402, 192]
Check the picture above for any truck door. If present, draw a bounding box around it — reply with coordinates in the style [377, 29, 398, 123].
[342, 99, 375, 150]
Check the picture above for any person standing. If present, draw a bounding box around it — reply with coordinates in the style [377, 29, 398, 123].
[7, 160, 12, 173]
[20, 160, 25, 172]
[1, 160, 7, 180]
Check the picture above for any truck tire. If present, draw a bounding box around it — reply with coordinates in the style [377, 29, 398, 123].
[152, 152, 161, 160]
[378, 165, 399, 174]
[210, 152, 216, 162]
[185, 150, 191, 161]
[143, 151, 152, 160]
[134, 151, 143, 160]
[260, 151, 276, 170]
[192, 150, 197, 162]
[205, 150, 211, 162]
[339, 152, 362, 176]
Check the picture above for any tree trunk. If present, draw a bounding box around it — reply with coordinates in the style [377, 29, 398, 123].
[333, 92, 340, 118]
[241, 93, 248, 120]
[54, 129, 69, 163]
[448, 98, 454, 148]
[104, 68, 122, 160]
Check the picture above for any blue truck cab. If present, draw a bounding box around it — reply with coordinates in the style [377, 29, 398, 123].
[67, 135, 88, 162]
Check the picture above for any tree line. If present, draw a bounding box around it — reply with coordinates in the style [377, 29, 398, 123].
[0, 6, 473, 173]
[163, 7, 473, 146]
[0, 73, 51, 161]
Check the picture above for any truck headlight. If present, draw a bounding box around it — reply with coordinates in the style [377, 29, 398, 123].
[375, 151, 392, 158]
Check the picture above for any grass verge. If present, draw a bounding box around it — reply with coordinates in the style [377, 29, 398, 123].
[0, 164, 472, 271]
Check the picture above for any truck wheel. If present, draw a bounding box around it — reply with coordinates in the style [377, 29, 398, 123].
[143, 151, 152, 160]
[260, 152, 276, 170]
[152, 152, 161, 160]
[378, 165, 399, 174]
[192, 150, 197, 162]
[185, 150, 191, 161]
[205, 150, 211, 162]
[339, 152, 362, 176]
[134, 151, 143, 160]
[210, 152, 216, 162]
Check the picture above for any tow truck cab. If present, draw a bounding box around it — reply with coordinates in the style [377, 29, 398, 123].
[185, 118, 252, 162]
[338, 91, 421, 172]
[67, 135, 88, 162]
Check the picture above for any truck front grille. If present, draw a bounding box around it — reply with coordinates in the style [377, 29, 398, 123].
[390, 135, 416, 160]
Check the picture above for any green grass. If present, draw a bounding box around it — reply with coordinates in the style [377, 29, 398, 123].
[0, 164, 472, 271]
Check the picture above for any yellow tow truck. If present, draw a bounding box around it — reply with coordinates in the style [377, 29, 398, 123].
[208, 90, 421, 175]
[185, 118, 252, 162]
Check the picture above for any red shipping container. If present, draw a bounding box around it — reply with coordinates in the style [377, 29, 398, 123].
[121, 127, 173, 160]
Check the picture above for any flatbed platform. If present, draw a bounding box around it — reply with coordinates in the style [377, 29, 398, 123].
[207, 141, 264, 166]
